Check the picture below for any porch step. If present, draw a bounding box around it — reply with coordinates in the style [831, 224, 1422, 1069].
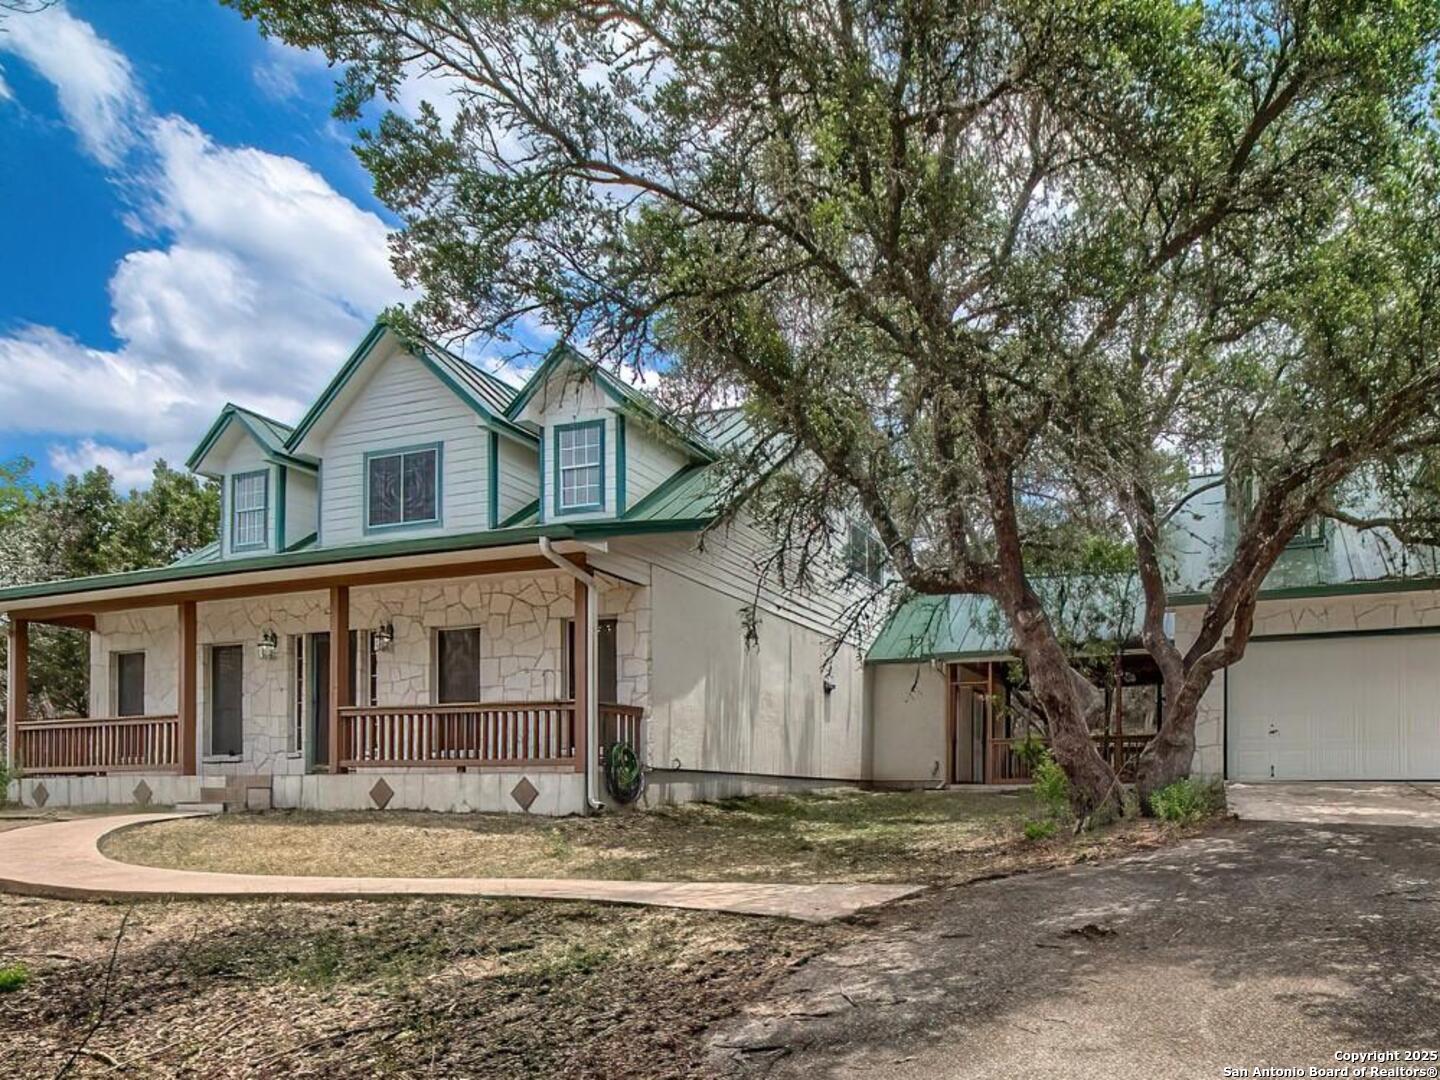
[174, 803, 226, 816]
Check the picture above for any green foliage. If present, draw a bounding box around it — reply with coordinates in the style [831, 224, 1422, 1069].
[0, 459, 219, 721]
[1148, 778, 1226, 824]
[1030, 752, 1072, 824]
[1013, 735, 1048, 772]
[1023, 819, 1058, 842]
[226, 0, 1440, 808]
[0, 964, 28, 993]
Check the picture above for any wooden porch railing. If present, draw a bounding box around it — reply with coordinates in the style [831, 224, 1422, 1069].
[13, 715, 181, 776]
[988, 732, 1152, 785]
[337, 701, 647, 770]
[600, 703, 645, 759]
[338, 701, 579, 769]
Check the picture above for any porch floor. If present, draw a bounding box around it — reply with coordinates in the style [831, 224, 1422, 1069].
[0, 814, 921, 923]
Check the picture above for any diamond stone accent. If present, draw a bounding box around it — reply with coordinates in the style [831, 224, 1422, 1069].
[369, 778, 394, 810]
[510, 776, 539, 812]
[31, 782, 49, 808]
[132, 780, 154, 807]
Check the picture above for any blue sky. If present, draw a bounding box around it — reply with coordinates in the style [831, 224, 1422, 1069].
[0, 2, 530, 487]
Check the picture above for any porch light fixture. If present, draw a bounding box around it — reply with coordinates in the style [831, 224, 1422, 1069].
[822, 674, 837, 695]
[373, 621, 395, 651]
[257, 628, 279, 661]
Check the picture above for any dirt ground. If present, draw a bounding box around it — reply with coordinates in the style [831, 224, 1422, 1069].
[102, 788, 1170, 885]
[1, 790, 1199, 1077]
[709, 818, 1440, 1079]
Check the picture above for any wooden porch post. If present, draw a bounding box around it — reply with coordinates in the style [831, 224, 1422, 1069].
[6, 618, 27, 772]
[572, 575, 588, 773]
[329, 585, 350, 773]
[178, 601, 197, 775]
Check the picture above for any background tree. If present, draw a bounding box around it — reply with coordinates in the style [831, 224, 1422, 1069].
[0, 461, 218, 729]
[229, 0, 1440, 812]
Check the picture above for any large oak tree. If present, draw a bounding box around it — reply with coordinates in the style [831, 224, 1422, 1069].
[229, 0, 1440, 811]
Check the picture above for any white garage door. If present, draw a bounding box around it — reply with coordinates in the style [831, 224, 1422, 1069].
[1228, 633, 1440, 781]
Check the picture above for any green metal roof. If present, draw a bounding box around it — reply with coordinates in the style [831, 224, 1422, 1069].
[170, 541, 221, 567]
[505, 343, 716, 460]
[284, 320, 533, 451]
[0, 478, 718, 606]
[869, 576, 1146, 664]
[185, 404, 311, 474]
[1166, 477, 1440, 604]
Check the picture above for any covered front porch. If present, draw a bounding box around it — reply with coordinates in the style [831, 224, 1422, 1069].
[4, 543, 648, 814]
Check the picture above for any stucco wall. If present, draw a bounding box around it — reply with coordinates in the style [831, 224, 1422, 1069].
[1173, 586, 1440, 778]
[87, 571, 650, 779]
[868, 662, 948, 786]
[648, 564, 867, 780]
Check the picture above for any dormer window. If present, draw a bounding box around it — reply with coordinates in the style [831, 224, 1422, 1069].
[231, 470, 269, 550]
[554, 421, 604, 513]
[366, 444, 441, 531]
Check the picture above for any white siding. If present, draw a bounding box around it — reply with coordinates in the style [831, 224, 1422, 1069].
[283, 469, 318, 547]
[316, 352, 489, 545]
[519, 374, 619, 522]
[495, 435, 539, 523]
[623, 420, 690, 510]
[647, 564, 868, 780]
[868, 663, 947, 785]
[215, 437, 275, 559]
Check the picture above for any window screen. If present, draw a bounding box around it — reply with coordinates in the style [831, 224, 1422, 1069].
[231, 472, 268, 549]
[368, 447, 438, 528]
[115, 652, 145, 717]
[556, 424, 603, 511]
[437, 627, 481, 704]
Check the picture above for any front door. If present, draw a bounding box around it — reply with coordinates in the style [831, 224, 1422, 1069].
[209, 644, 244, 757]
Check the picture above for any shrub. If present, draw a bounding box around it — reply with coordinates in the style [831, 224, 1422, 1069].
[1030, 752, 1071, 822]
[0, 964, 28, 993]
[1013, 735, 1048, 771]
[1023, 819, 1058, 842]
[1149, 778, 1226, 824]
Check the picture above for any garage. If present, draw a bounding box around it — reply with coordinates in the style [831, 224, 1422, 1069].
[1228, 632, 1440, 781]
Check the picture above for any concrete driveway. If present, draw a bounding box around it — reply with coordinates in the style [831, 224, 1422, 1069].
[709, 817, 1440, 1078]
[1228, 781, 1440, 828]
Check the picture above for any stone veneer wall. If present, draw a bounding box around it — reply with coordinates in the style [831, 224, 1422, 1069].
[86, 569, 651, 779]
[1174, 586, 1440, 778]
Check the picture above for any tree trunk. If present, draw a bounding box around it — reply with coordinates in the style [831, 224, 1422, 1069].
[1134, 678, 1206, 810]
[1007, 601, 1122, 817]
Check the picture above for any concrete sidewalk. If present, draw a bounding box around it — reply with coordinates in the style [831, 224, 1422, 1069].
[0, 812, 921, 922]
[1228, 781, 1440, 828]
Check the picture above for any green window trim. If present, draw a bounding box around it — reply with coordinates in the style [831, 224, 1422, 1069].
[274, 467, 287, 551]
[552, 420, 606, 517]
[487, 432, 500, 529]
[363, 442, 444, 535]
[615, 414, 627, 515]
[230, 469, 270, 553]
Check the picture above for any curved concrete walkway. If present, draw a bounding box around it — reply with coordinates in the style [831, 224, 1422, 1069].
[0, 813, 921, 923]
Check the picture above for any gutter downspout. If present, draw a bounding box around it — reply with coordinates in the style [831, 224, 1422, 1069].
[539, 537, 603, 811]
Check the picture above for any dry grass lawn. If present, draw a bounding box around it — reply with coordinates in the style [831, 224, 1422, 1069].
[0, 892, 832, 1078]
[101, 788, 1167, 885]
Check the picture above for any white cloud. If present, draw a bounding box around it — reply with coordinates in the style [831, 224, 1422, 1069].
[49, 439, 187, 490]
[0, 4, 407, 484]
[0, 4, 144, 166]
[0, 66, 12, 102]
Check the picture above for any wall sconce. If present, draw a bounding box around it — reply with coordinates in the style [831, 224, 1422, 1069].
[373, 621, 395, 651]
[822, 675, 837, 695]
[257, 628, 279, 661]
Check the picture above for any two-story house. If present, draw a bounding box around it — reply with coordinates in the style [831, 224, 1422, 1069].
[2, 320, 874, 814]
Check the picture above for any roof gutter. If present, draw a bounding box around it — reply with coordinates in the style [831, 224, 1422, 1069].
[538, 537, 604, 812]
